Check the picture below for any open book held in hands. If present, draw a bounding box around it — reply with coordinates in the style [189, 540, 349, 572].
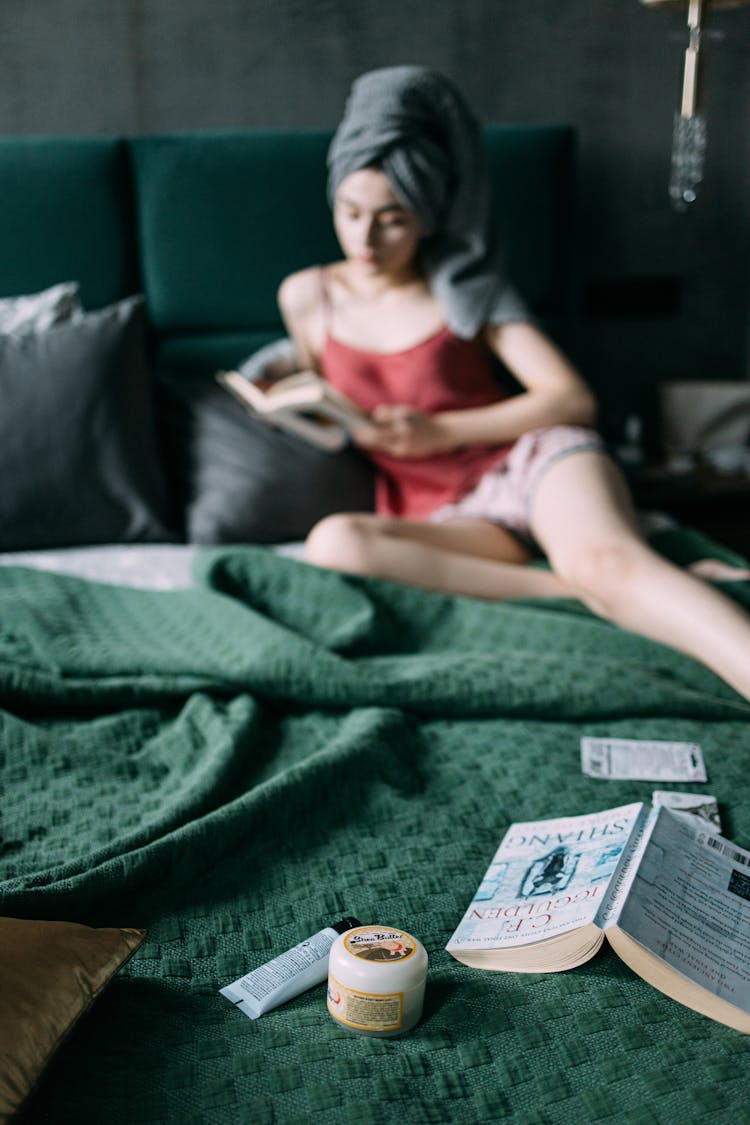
[216, 368, 369, 452]
[446, 802, 750, 1032]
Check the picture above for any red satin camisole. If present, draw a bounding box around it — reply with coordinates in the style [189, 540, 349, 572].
[320, 324, 513, 519]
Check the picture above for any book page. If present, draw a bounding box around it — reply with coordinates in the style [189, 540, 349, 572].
[610, 807, 750, 1010]
[263, 371, 321, 396]
[446, 803, 644, 953]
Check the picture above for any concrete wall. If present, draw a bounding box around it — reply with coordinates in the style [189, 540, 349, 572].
[2, 0, 749, 441]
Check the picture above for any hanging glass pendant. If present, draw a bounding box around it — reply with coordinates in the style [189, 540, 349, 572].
[670, 0, 706, 209]
[669, 110, 707, 210]
[640, 0, 750, 210]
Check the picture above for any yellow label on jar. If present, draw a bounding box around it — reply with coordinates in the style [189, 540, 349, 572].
[327, 975, 403, 1031]
[342, 926, 417, 964]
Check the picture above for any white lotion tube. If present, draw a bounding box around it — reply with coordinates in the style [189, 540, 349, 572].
[220, 916, 360, 1020]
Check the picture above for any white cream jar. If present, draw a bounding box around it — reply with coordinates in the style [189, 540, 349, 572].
[327, 924, 428, 1037]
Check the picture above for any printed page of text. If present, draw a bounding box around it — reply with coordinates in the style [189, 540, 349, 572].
[612, 807, 750, 1009]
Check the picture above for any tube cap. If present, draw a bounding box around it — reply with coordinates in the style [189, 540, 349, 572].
[333, 917, 361, 934]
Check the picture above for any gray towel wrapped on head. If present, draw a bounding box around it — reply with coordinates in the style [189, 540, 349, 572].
[327, 66, 531, 339]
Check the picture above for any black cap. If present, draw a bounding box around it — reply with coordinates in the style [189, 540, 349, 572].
[332, 916, 361, 934]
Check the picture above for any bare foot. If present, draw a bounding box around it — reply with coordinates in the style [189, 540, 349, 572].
[689, 558, 750, 582]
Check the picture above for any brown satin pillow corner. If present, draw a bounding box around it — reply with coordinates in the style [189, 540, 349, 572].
[0, 917, 146, 1121]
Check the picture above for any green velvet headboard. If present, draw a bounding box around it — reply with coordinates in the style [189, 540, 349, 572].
[0, 137, 139, 310]
[0, 125, 575, 376]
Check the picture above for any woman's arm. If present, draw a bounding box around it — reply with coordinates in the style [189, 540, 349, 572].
[436, 321, 597, 446]
[357, 321, 598, 459]
[277, 268, 325, 370]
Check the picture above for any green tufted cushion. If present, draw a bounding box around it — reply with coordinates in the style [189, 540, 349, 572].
[155, 329, 283, 377]
[0, 138, 139, 310]
[130, 130, 341, 334]
[131, 125, 575, 340]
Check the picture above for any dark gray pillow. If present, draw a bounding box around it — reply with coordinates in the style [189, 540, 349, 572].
[159, 372, 375, 544]
[0, 296, 175, 551]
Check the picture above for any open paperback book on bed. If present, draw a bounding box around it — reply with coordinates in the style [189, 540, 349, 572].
[216, 368, 368, 451]
[446, 801, 750, 1032]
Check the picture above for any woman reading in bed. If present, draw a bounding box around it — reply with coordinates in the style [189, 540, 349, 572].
[279, 65, 750, 702]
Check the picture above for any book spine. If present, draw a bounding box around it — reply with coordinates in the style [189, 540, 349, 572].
[596, 805, 657, 929]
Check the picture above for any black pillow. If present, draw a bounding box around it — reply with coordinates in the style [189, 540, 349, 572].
[0, 297, 175, 551]
[159, 372, 375, 544]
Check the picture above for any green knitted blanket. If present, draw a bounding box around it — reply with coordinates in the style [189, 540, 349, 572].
[1, 541, 749, 1124]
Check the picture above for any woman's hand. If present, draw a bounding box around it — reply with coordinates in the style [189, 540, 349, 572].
[354, 404, 452, 458]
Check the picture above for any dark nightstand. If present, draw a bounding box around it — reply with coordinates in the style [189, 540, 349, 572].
[630, 464, 750, 557]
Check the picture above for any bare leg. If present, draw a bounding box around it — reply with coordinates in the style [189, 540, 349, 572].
[530, 451, 750, 700]
[305, 513, 567, 598]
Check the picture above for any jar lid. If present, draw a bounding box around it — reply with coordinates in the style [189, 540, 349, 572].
[329, 925, 427, 989]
